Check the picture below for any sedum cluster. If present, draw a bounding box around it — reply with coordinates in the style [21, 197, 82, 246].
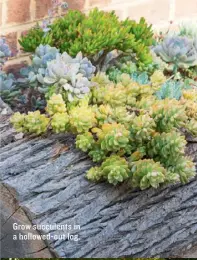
[11, 71, 197, 190]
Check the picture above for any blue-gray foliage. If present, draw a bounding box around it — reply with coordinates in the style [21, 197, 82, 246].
[155, 80, 183, 100]
[153, 36, 197, 69]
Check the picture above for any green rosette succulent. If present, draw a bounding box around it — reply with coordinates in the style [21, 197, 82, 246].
[76, 132, 95, 152]
[130, 159, 167, 190]
[46, 94, 67, 115]
[51, 112, 69, 133]
[94, 123, 130, 153]
[111, 106, 135, 125]
[86, 166, 103, 182]
[147, 131, 187, 167]
[24, 111, 50, 134]
[91, 72, 111, 87]
[150, 70, 166, 89]
[130, 114, 156, 143]
[69, 103, 96, 133]
[94, 104, 113, 125]
[10, 112, 25, 132]
[103, 84, 127, 107]
[101, 155, 130, 185]
[185, 118, 197, 136]
[151, 99, 187, 132]
[88, 145, 107, 162]
[167, 156, 196, 184]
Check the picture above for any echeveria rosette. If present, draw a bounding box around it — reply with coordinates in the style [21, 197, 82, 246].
[63, 73, 92, 102]
[153, 36, 197, 69]
[44, 52, 95, 101]
[61, 52, 96, 79]
[44, 53, 80, 85]
[0, 38, 12, 66]
[33, 44, 59, 68]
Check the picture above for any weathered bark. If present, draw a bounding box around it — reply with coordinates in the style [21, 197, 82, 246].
[0, 115, 197, 258]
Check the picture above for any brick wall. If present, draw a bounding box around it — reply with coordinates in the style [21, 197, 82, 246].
[1, 0, 197, 69]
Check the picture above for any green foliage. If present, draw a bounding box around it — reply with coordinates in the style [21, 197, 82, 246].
[46, 94, 67, 115]
[93, 123, 130, 153]
[11, 70, 197, 190]
[69, 102, 96, 133]
[130, 159, 167, 190]
[11, 111, 49, 134]
[19, 8, 154, 70]
[87, 155, 130, 185]
[19, 27, 46, 53]
[76, 132, 95, 152]
[51, 112, 69, 133]
[150, 99, 187, 132]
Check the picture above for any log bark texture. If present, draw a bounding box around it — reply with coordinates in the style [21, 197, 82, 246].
[0, 115, 197, 258]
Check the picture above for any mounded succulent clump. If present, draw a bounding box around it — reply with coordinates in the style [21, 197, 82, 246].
[7, 12, 197, 192]
[19, 8, 154, 70]
[11, 70, 197, 190]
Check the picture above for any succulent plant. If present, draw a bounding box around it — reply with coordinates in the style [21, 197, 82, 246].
[155, 80, 183, 100]
[44, 52, 95, 102]
[69, 103, 96, 133]
[179, 22, 197, 38]
[88, 155, 130, 185]
[147, 131, 187, 167]
[19, 8, 154, 70]
[150, 70, 166, 89]
[18, 26, 46, 53]
[130, 159, 167, 190]
[153, 36, 197, 69]
[101, 155, 130, 185]
[88, 145, 107, 162]
[130, 114, 156, 143]
[167, 156, 196, 184]
[86, 166, 103, 182]
[51, 112, 69, 133]
[76, 132, 95, 152]
[0, 38, 12, 67]
[93, 123, 130, 153]
[10, 112, 25, 132]
[46, 94, 67, 115]
[11, 111, 49, 134]
[0, 72, 19, 104]
[151, 99, 187, 132]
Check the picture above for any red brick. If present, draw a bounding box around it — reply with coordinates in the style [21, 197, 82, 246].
[66, 0, 85, 10]
[127, 0, 169, 25]
[7, 0, 30, 23]
[5, 32, 18, 56]
[4, 62, 27, 77]
[35, 0, 53, 19]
